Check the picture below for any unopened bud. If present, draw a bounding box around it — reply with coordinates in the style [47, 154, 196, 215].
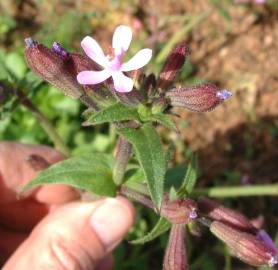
[210, 221, 278, 267]
[166, 84, 232, 112]
[158, 43, 189, 90]
[163, 224, 188, 270]
[160, 194, 197, 224]
[113, 137, 133, 185]
[197, 197, 254, 232]
[24, 38, 84, 99]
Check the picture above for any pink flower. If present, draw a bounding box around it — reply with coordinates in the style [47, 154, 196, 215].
[77, 25, 152, 93]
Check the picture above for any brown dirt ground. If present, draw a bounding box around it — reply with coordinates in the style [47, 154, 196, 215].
[136, 1, 278, 187]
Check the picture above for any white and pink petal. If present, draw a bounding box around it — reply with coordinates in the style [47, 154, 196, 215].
[112, 71, 134, 93]
[112, 25, 132, 55]
[77, 69, 111, 85]
[81, 36, 108, 67]
[121, 48, 152, 72]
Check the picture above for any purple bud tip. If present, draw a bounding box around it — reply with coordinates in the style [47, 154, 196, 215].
[217, 89, 232, 100]
[190, 211, 198, 220]
[257, 230, 278, 256]
[52, 42, 69, 59]
[24, 37, 38, 48]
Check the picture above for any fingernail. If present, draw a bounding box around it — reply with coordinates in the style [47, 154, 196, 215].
[90, 198, 133, 251]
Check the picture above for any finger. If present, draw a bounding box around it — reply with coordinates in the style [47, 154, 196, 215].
[0, 142, 78, 204]
[3, 197, 135, 270]
[34, 184, 80, 204]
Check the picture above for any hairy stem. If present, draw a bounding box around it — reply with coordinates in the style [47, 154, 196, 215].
[125, 178, 278, 200]
[192, 184, 278, 198]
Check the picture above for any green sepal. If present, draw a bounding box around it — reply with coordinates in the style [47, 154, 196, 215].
[130, 217, 171, 245]
[83, 102, 140, 126]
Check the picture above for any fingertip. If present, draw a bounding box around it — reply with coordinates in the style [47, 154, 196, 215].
[90, 196, 135, 252]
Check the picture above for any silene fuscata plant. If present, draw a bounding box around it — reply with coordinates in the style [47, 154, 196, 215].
[22, 25, 277, 270]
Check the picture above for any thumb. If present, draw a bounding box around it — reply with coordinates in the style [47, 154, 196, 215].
[3, 197, 135, 270]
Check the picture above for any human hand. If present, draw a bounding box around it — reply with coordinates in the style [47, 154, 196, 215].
[0, 142, 135, 270]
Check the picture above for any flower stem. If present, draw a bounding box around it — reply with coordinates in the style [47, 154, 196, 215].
[192, 184, 278, 198]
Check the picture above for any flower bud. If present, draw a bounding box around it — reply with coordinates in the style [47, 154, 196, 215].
[24, 38, 84, 99]
[166, 84, 232, 112]
[113, 137, 133, 185]
[210, 221, 278, 267]
[163, 224, 188, 270]
[197, 197, 254, 232]
[160, 194, 197, 224]
[158, 43, 189, 90]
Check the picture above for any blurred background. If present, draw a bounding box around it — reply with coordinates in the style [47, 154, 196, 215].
[0, 0, 277, 269]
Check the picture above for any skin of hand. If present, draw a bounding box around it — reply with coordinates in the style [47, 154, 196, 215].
[0, 142, 135, 270]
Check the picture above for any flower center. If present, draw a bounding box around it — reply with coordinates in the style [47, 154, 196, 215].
[108, 56, 122, 71]
[107, 47, 125, 72]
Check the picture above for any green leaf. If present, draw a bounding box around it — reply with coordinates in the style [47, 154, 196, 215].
[178, 154, 198, 197]
[117, 123, 166, 208]
[83, 102, 140, 126]
[151, 114, 178, 132]
[5, 52, 27, 80]
[21, 153, 116, 196]
[130, 217, 171, 244]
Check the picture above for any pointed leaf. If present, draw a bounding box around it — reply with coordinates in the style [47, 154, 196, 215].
[21, 153, 116, 196]
[178, 154, 198, 197]
[84, 102, 140, 126]
[151, 114, 178, 132]
[131, 217, 171, 244]
[117, 123, 166, 208]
